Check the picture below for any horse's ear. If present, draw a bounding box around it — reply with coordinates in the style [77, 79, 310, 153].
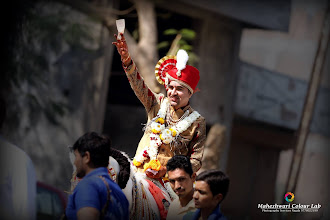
[120, 150, 132, 162]
[69, 149, 76, 173]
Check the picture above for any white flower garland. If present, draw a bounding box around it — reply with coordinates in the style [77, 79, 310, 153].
[134, 98, 200, 165]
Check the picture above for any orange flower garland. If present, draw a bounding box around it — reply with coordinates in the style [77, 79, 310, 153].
[143, 159, 161, 172]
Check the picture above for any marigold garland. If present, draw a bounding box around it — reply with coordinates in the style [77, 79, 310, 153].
[133, 159, 142, 167]
[143, 159, 161, 172]
[134, 98, 200, 171]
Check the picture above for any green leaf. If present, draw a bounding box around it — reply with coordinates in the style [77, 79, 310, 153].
[157, 41, 170, 49]
[163, 29, 178, 35]
[181, 45, 193, 51]
[180, 29, 196, 40]
[178, 39, 188, 46]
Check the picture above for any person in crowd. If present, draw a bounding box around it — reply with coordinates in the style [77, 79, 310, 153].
[112, 32, 206, 220]
[185, 170, 229, 220]
[166, 155, 196, 220]
[65, 132, 129, 220]
[113, 33, 206, 177]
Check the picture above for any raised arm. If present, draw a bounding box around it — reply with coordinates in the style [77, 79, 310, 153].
[112, 33, 158, 112]
[112, 33, 131, 66]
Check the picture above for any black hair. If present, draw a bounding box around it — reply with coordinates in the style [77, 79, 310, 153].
[196, 170, 229, 201]
[166, 155, 193, 176]
[109, 148, 130, 189]
[72, 132, 111, 168]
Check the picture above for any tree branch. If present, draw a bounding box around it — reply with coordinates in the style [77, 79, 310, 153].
[53, 0, 160, 92]
[133, 0, 160, 92]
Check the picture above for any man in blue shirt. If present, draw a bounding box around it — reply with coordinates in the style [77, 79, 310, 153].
[66, 132, 129, 220]
[184, 170, 229, 220]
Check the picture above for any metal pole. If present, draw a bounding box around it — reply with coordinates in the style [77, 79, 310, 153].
[285, 7, 329, 199]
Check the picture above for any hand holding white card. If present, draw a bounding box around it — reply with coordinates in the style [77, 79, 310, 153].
[116, 19, 125, 40]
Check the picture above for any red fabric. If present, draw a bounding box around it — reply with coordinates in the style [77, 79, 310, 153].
[148, 89, 153, 96]
[157, 58, 176, 84]
[156, 55, 200, 92]
[167, 65, 200, 92]
[146, 179, 168, 220]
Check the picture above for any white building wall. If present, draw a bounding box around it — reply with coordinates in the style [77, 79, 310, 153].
[239, 0, 329, 218]
[239, 0, 329, 88]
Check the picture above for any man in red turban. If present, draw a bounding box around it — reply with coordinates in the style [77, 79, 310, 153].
[113, 33, 206, 220]
[113, 33, 206, 179]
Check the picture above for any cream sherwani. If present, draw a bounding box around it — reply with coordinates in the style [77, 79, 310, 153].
[124, 61, 206, 173]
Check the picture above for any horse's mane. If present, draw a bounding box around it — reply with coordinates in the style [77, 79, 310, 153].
[109, 148, 131, 189]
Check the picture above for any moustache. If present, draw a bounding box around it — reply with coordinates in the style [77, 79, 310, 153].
[175, 187, 184, 192]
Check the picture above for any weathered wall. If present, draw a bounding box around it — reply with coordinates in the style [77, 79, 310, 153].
[276, 134, 329, 219]
[3, 2, 115, 191]
[192, 15, 241, 170]
[192, 16, 240, 125]
[238, 0, 329, 218]
[240, 0, 329, 88]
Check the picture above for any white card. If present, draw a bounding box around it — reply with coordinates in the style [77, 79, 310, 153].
[116, 19, 125, 40]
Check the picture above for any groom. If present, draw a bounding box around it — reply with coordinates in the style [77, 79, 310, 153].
[113, 33, 206, 179]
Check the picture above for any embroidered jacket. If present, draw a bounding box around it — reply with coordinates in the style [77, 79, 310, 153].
[123, 61, 206, 172]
